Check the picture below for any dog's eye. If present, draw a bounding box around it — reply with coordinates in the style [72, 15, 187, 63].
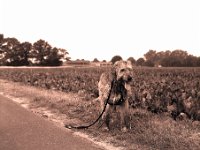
[120, 69, 125, 72]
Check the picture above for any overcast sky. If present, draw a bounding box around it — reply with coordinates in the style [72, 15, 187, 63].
[1, 0, 200, 61]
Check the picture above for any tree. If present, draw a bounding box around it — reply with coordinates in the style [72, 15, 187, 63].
[93, 58, 99, 62]
[143, 49, 197, 67]
[3, 37, 21, 66]
[197, 57, 200, 67]
[0, 36, 33, 66]
[110, 55, 123, 64]
[136, 58, 145, 66]
[184, 55, 197, 67]
[0, 34, 3, 45]
[0, 34, 5, 65]
[19, 42, 32, 66]
[57, 48, 70, 62]
[0, 35, 70, 66]
[32, 39, 52, 66]
[144, 50, 160, 66]
[31, 39, 69, 66]
[44, 47, 60, 66]
[160, 57, 171, 67]
[144, 60, 154, 67]
[127, 57, 136, 66]
[170, 50, 188, 67]
[144, 50, 157, 61]
[45, 47, 69, 66]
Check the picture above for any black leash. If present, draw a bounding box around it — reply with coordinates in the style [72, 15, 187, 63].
[65, 79, 114, 129]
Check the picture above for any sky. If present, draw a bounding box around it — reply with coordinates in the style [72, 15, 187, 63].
[1, 0, 200, 61]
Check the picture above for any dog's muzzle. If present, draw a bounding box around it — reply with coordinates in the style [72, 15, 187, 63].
[124, 76, 133, 83]
[107, 98, 125, 105]
[127, 76, 132, 82]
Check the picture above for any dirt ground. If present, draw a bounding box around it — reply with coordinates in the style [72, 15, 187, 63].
[0, 79, 200, 150]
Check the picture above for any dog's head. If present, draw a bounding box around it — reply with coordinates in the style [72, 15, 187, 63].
[112, 60, 133, 83]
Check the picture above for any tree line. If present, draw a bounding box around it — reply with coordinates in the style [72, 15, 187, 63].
[142, 49, 200, 67]
[111, 50, 200, 67]
[1, 34, 200, 67]
[0, 34, 69, 66]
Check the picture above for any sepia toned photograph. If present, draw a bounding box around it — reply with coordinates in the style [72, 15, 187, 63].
[0, 0, 200, 150]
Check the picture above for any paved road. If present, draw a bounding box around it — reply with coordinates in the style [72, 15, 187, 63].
[0, 95, 104, 150]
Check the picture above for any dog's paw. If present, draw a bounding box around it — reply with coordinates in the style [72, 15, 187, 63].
[102, 126, 110, 132]
[121, 127, 128, 133]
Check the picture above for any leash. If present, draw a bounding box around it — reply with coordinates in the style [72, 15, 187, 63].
[65, 79, 114, 129]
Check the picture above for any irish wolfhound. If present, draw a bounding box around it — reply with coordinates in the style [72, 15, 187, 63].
[98, 60, 134, 132]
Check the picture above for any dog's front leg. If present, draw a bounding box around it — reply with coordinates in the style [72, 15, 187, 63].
[98, 82, 113, 131]
[123, 83, 133, 130]
[118, 99, 129, 132]
[125, 83, 134, 104]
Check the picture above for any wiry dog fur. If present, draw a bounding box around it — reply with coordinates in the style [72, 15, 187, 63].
[98, 60, 134, 132]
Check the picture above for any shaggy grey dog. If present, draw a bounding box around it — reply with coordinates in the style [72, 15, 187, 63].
[98, 60, 134, 132]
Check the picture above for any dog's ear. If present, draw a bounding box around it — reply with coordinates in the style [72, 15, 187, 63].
[127, 60, 133, 69]
[111, 61, 119, 79]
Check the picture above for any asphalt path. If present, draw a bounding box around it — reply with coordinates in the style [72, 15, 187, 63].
[0, 95, 104, 150]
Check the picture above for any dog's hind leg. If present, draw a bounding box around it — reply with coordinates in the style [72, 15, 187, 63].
[96, 98, 110, 131]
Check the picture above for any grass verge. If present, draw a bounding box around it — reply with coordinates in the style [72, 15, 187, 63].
[0, 79, 200, 150]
